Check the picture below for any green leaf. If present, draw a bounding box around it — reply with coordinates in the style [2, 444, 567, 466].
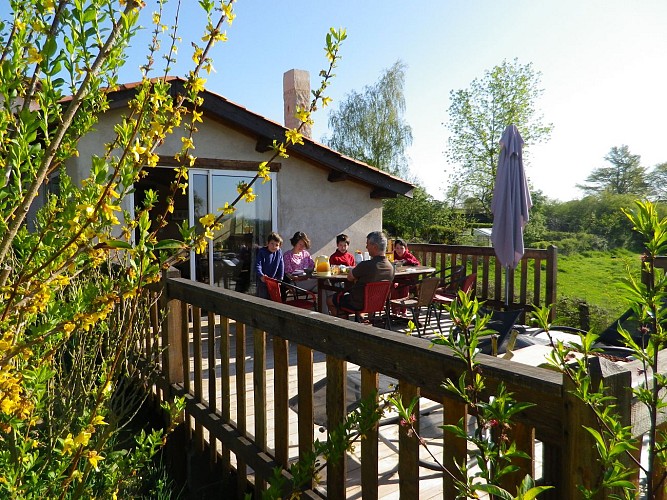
[153, 239, 186, 250]
[474, 483, 513, 500]
[104, 239, 132, 249]
[521, 485, 555, 500]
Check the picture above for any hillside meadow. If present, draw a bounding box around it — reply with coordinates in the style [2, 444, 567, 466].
[554, 248, 642, 331]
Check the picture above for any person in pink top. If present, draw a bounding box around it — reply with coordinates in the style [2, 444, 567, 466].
[329, 233, 356, 267]
[283, 231, 317, 291]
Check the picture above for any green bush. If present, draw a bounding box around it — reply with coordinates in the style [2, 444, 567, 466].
[421, 224, 465, 244]
[554, 295, 617, 333]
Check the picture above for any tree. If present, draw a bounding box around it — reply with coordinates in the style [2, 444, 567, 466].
[383, 186, 468, 242]
[324, 60, 412, 177]
[577, 145, 650, 196]
[647, 161, 667, 201]
[446, 59, 552, 215]
[0, 1, 345, 497]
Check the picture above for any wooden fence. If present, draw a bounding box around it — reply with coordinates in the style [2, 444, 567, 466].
[141, 264, 665, 499]
[408, 243, 557, 319]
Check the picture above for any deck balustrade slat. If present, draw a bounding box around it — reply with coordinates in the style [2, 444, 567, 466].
[273, 336, 289, 468]
[398, 381, 419, 498]
[326, 356, 347, 498]
[207, 311, 218, 466]
[443, 399, 467, 498]
[235, 323, 248, 493]
[219, 316, 231, 484]
[501, 421, 535, 491]
[181, 302, 190, 393]
[253, 329, 267, 493]
[360, 367, 379, 500]
[192, 306, 204, 451]
[482, 256, 490, 298]
[533, 258, 542, 307]
[520, 259, 529, 308]
[652, 423, 667, 500]
[207, 311, 217, 412]
[297, 345, 314, 468]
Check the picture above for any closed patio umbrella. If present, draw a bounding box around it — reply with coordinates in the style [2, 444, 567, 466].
[491, 124, 532, 306]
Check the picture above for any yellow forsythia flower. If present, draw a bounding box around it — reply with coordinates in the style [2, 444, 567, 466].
[285, 129, 304, 146]
[87, 450, 104, 471]
[199, 213, 216, 227]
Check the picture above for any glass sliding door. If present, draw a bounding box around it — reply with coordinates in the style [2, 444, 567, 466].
[190, 170, 273, 293]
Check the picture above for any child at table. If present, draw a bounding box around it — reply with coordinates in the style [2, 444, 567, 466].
[255, 232, 284, 299]
[393, 239, 420, 266]
[391, 239, 421, 316]
[329, 233, 356, 267]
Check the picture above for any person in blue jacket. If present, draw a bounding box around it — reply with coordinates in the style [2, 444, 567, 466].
[256, 232, 284, 299]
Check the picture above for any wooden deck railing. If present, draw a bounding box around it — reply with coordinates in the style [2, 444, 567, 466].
[140, 267, 664, 499]
[408, 244, 557, 320]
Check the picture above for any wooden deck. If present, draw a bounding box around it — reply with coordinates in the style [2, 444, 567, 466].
[156, 266, 660, 499]
[191, 309, 516, 498]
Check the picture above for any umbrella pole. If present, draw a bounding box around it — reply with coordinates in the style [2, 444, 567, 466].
[504, 266, 510, 308]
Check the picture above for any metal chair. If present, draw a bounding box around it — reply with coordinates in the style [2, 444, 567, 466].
[388, 277, 441, 336]
[264, 277, 317, 311]
[436, 264, 466, 294]
[428, 273, 477, 332]
[339, 280, 393, 329]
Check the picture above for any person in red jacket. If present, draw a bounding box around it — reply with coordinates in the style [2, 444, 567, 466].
[393, 239, 420, 266]
[391, 239, 421, 316]
[329, 233, 356, 267]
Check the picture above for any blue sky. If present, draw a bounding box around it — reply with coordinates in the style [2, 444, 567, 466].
[14, 1, 667, 201]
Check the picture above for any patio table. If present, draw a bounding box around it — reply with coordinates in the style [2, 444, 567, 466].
[312, 265, 436, 313]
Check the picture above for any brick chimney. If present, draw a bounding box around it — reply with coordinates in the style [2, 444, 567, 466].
[283, 69, 311, 138]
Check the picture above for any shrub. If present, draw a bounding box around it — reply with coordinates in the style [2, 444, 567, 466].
[554, 295, 617, 333]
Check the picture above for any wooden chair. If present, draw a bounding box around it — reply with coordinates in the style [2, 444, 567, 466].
[339, 280, 393, 329]
[264, 277, 317, 311]
[428, 273, 477, 332]
[388, 277, 441, 336]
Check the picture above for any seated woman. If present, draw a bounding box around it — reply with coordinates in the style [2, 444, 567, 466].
[283, 231, 317, 291]
[391, 239, 421, 316]
[329, 233, 356, 267]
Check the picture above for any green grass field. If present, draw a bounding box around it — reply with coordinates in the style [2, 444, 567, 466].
[556, 248, 641, 324]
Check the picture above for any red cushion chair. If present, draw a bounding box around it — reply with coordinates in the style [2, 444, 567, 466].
[339, 280, 393, 329]
[264, 277, 317, 311]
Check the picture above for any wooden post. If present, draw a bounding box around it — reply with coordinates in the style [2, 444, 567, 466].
[562, 375, 603, 497]
[578, 302, 590, 331]
[161, 267, 184, 387]
[563, 357, 633, 499]
[546, 245, 558, 321]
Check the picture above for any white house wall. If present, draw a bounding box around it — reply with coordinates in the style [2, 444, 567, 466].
[69, 106, 383, 256]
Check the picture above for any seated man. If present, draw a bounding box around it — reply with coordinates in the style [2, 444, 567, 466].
[327, 231, 395, 317]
